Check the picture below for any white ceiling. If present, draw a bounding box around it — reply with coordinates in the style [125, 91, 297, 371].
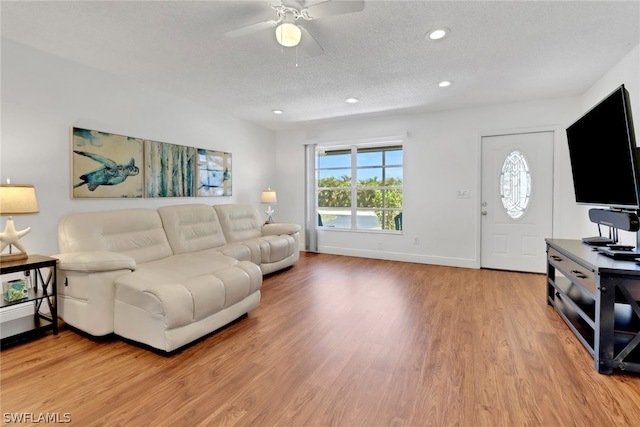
[2, 0, 639, 131]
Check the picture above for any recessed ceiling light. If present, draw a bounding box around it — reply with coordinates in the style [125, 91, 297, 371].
[438, 80, 453, 88]
[345, 97, 359, 104]
[272, 109, 284, 114]
[427, 28, 450, 41]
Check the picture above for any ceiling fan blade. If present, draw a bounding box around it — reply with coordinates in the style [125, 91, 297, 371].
[304, 0, 365, 19]
[225, 20, 278, 38]
[299, 26, 324, 57]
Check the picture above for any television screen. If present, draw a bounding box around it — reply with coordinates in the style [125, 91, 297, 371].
[566, 85, 639, 210]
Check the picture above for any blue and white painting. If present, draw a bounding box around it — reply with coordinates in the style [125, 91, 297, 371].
[145, 140, 195, 197]
[196, 149, 232, 197]
[72, 127, 144, 198]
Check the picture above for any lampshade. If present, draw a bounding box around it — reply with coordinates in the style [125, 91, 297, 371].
[261, 189, 278, 204]
[275, 22, 301, 47]
[0, 184, 39, 215]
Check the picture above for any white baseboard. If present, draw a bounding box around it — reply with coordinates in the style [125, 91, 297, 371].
[312, 246, 480, 269]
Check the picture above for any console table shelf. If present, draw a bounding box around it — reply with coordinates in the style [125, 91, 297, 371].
[546, 239, 640, 374]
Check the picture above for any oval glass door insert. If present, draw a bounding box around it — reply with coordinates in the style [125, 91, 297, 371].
[500, 150, 531, 219]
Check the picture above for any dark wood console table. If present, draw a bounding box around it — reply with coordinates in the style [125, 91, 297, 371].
[546, 239, 640, 374]
[1, 255, 58, 349]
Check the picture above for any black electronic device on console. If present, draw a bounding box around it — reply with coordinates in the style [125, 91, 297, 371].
[582, 236, 614, 246]
[567, 84, 640, 251]
[599, 247, 640, 260]
[588, 208, 640, 231]
[567, 85, 639, 210]
[606, 243, 635, 251]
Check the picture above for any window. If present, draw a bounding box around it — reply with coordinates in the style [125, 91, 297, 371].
[317, 145, 403, 231]
[500, 150, 531, 219]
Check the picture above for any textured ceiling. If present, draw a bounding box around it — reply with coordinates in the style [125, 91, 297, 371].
[2, 0, 639, 130]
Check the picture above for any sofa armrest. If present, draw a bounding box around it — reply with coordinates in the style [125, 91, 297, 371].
[262, 223, 301, 236]
[54, 251, 136, 272]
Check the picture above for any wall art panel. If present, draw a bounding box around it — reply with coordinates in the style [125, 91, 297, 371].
[196, 148, 232, 197]
[145, 140, 195, 198]
[71, 127, 143, 198]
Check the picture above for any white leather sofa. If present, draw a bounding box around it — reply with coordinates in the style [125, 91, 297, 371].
[54, 203, 300, 353]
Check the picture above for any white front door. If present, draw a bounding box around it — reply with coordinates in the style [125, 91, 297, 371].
[481, 132, 554, 273]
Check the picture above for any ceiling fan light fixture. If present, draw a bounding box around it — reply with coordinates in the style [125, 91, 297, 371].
[275, 22, 302, 47]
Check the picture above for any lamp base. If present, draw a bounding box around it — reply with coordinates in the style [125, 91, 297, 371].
[0, 252, 28, 263]
[264, 206, 275, 224]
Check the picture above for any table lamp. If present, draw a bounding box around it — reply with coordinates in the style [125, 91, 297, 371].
[261, 188, 277, 224]
[0, 181, 39, 263]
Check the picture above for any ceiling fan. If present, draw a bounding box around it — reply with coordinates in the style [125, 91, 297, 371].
[224, 0, 365, 56]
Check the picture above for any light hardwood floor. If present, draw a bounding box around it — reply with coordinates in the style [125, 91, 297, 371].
[1, 252, 639, 426]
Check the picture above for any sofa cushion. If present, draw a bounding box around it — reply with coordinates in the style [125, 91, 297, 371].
[211, 242, 261, 265]
[214, 204, 263, 242]
[114, 252, 261, 329]
[158, 204, 227, 254]
[244, 235, 297, 264]
[57, 208, 173, 264]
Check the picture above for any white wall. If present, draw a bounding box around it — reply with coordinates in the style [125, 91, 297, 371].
[0, 39, 277, 256]
[275, 44, 640, 268]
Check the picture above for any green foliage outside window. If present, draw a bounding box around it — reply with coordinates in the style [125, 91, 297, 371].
[317, 177, 351, 207]
[318, 175, 403, 230]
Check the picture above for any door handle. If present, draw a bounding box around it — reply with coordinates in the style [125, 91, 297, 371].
[481, 211, 488, 216]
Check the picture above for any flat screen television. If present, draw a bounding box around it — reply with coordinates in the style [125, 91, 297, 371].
[566, 84, 639, 210]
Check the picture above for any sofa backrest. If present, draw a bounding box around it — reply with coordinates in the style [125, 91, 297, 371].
[158, 204, 227, 254]
[214, 204, 263, 242]
[57, 208, 173, 264]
